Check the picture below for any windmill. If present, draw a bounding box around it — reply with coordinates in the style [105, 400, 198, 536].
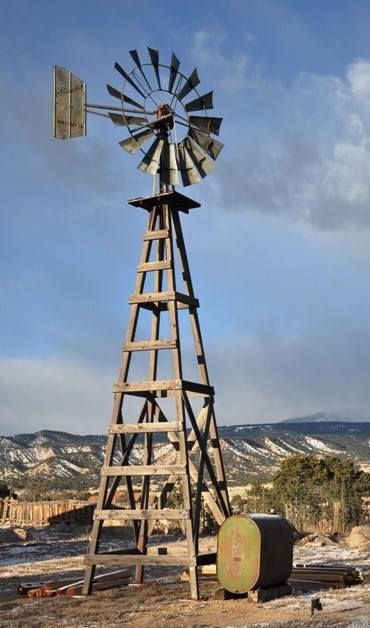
[53, 49, 231, 600]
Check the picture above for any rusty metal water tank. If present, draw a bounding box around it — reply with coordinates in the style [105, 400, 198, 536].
[217, 514, 293, 594]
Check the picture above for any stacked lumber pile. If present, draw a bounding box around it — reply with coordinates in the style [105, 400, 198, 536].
[181, 564, 363, 589]
[290, 564, 363, 588]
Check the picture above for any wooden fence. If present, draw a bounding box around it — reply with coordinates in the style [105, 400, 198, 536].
[284, 501, 345, 534]
[0, 499, 95, 525]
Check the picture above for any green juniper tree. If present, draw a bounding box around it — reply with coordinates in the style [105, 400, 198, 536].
[272, 454, 370, 532]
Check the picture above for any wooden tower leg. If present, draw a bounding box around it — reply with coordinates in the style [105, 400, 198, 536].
[172, 209, 231, 517]
[165, 203, 199, 599]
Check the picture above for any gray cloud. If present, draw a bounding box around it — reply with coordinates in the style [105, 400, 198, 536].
[209, 325, 370, 424]
[2, 317, 370, 435]
[0, 358, 113, 435]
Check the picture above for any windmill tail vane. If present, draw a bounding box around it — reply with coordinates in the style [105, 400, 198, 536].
[53, 47, 224, 190]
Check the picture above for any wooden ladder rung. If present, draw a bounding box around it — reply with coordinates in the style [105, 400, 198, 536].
[113, 379, 214, 396]
[128, 291, 199, 308]
[143, 229, 169, 241]
[94, 508, 190, 521]
[108, 422, 181, 434]
[137, 260, 172, 273]
[101, 464, 187, 476]
[113, 379, 182, 393]
[84, 554, 195, 567]
[124, 339, 177, 352]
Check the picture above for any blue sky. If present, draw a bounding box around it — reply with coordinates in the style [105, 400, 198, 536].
[1, 0, 370, 434]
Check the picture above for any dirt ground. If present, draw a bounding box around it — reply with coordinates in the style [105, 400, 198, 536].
[1, 525, 370, 627]
[2, 578, 370, 627]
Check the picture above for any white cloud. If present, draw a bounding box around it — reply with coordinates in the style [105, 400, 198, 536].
[347, 58, 370, 98]
[213, 57, 370, 230]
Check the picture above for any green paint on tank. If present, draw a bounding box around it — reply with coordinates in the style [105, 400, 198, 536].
[217, 514, 293, 594]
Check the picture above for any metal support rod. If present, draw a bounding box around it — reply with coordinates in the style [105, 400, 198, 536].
[86, 102, 155, 114]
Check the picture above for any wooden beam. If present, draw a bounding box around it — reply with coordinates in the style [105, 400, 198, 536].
[84, 554, 195, 567]
[196, 552, 217, 566]
[182, 380, 215, 396]
[101, 464, 186, 476]
[128, 291, 199, 308]
[108, 422, 181, 434]
[113, 379, 214, 396]
[124, 339, 177, 352]
[113, 379, 182, 393]
[94, 509, 190, 520]
[143, 229, 169, 241]
[137, 260, 172, 273]
[183, 392, 229, 516]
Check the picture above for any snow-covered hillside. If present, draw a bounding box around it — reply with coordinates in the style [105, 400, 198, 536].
[2, 423, 370, 487]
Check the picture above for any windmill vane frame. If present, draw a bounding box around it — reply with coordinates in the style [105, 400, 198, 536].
[52, 48, 231, 601]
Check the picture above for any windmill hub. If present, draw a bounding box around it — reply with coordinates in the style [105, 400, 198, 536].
[154, 103, 174, 131]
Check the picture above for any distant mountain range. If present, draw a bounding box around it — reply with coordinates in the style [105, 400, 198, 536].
[2, 420, 370, 490]
[281, 411, 370, 423]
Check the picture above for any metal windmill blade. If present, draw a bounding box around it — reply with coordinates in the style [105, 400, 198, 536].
[106, 84, 145, 111]
[183, 137, 216, 178]
[177, 68, 200, 100]
[185, 92, 213, 112]
[168, 52, 180, 93]
[114, 62, 147, 99]
[119, 128, 154, 154]
[108, 112, 148, 127]
[177, 142, 202, 186]
[148, 47, 161, 89]
[160, 142, 180, 186]
[129, 49, 152, 90]
[138, 137, 164, 175]
[189, 115, 223, 136]
[188, 128, 224, 160]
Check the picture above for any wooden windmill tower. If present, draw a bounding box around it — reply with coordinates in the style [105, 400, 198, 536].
[53, 49, 231, 600]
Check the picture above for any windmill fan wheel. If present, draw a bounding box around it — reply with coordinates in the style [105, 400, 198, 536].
[107, 47, 224, 187]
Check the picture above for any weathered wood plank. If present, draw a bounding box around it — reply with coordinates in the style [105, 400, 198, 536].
[113, 379, 181, 393]
[101, 464, 186, 476]
[143, 229, 169, 241]
[128, 291, 199, 308]
[137, 260, 172, 273]
[124, 339, 177, 352]
[108, 422, 180, 434]
[94, 509, 190, 520]
[113, 379, 214, 395]
[129, 290, 175, 304]
[84, 554, 195, 567]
